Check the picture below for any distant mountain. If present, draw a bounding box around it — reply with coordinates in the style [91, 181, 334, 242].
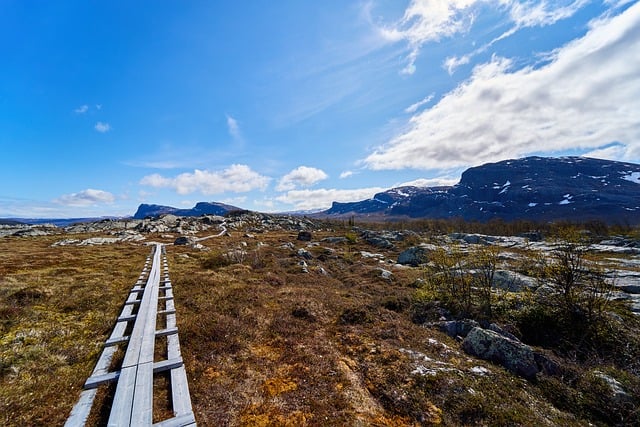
[133, 201, 240, 219]
[324, 156, 640, 224]
[0, 217, 118, 227]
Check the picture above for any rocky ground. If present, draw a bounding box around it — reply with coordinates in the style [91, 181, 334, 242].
[1, 213, 640, 425]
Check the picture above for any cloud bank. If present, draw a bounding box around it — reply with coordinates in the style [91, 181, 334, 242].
[54, 189, 115, 206]
[365, 3, 640, 170]
[276, 187, 386, 211]
[140, 164, 270, 195]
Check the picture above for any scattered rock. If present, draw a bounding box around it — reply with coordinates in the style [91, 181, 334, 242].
[462, 327, 539, 380]
[297, 248, 313, 260]
[322, 237, 348, 244]
[376, 268, 394, 281]
[593, 371, 631, 402]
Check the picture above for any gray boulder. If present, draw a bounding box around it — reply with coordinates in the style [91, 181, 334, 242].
[297, 231, 312, 241]
[397, 246, 430, 266]
[462, 327, 539, 380]
[492, 270, 538, 292]
[365, 237, 394, 249]
[432, 319, 479, 338]
[174, 236, 197, 246]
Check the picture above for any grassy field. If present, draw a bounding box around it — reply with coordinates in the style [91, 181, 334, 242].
[1, 222, 639, 426]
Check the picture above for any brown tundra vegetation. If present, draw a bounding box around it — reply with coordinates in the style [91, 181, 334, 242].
[1, 213, 639, 426]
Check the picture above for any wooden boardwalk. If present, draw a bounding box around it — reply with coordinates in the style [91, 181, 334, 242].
[66, 243, 196, 426]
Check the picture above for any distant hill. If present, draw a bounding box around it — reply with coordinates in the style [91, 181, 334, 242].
[324, 156, 640, 224]
[133, 201, 240, 219]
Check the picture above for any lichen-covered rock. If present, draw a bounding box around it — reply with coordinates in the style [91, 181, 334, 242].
[462, 327, 539, 380]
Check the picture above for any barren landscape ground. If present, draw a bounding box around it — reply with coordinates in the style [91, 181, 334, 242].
[1, 217, 640, 426]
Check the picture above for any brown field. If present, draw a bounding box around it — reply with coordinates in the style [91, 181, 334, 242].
[1, 221, 639, 426]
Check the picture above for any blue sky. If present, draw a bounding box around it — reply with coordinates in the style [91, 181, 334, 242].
[1, 0, 639, 218]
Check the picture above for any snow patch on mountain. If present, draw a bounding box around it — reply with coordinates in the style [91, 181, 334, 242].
[623, 172, 640, 184]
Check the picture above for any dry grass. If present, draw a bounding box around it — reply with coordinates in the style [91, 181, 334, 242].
[0, 235, 148, 426]
[1, 225, 638, 426]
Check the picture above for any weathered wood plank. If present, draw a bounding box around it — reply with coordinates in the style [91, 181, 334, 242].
[108, 365, 137, 426]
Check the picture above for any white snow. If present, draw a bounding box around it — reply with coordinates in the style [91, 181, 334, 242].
[559, 199, 571, 205]
[623, 172, 640, 184]
[528, 202, 538, 207]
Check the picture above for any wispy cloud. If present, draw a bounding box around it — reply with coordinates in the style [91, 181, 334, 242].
[74, 104, 89, 114]
[405, 94, 435, 113]
[54, 189, 115, 206]
[226, 114, 242, 141]
[276, 166, 328, 191]
[339, 170, 355, 179]
[377, 0, 480, 75]
[140, 164, 271, 195]
[276, 186, 386, 211]
[95, 122, 111, 133]
[379, 0, 591, 75]
[364, 3, 640, 170]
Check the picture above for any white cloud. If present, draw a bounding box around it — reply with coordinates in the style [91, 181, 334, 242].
[140, 164, 270, 195]
[226, 115, 241, 140]
[95, 122, 111, 133]
[74, 105, 89, 114]
[364, 3, 640, 170]
[398, 177, 459, 187]
[405, 94, 435, 113]
[54, 189, 115, 206]
[276, 166, 328, 191]
[339, 170, 355, 179]
[276, 187, 386, 211]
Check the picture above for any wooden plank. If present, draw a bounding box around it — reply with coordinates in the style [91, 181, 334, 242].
[153, 357, 183, 373]
[156, 327, 178, 337]
[130, 361, 154, 426]
[108, 365, 137, 427]
[84, 371, 120, 389]
[153, 412, 197, 427]
[110, 243, 162, 425]
[104, 336, 129, 347]
[64, 389, 98, 427]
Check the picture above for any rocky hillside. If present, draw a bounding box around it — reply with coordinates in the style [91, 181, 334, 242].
[133, 201, 241, 219]
[326, 156, 640, 224]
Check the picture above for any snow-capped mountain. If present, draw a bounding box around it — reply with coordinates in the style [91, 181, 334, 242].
[325, 156, 640, 224]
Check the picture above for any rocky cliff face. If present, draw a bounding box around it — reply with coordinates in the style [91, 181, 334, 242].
[325, 156, 640, 224]
[133, 201, 239, 219]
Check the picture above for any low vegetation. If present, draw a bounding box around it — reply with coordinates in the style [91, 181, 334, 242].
[1, 216, 640, 426]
